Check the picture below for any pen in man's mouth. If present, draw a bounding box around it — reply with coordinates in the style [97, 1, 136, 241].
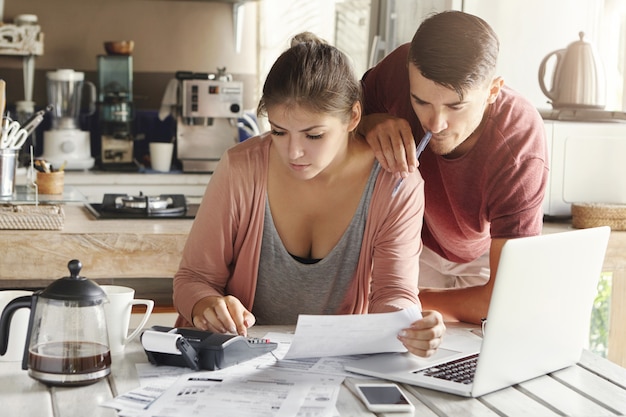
[391, 131, 432, 197]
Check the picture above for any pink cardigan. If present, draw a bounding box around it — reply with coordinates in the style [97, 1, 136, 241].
[173, 133, 424, 327]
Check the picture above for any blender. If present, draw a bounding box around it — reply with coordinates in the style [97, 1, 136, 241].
[41, 69, 96, 170]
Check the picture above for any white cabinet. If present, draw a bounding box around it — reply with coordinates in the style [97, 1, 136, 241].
[543, 120, 626, 217]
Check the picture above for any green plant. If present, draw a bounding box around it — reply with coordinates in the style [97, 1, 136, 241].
[589, 272, 612, 358]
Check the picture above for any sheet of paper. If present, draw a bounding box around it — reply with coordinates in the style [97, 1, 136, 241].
[104, 345, 285, 416]
[262, 332, 367, 377]
[284, 305, 422, 359]
[135, 367, 342, 417]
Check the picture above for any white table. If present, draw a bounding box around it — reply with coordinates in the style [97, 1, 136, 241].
[2, 325, 626, 417]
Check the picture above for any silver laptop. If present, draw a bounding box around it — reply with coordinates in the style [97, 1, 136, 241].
[345, 226, 610, 397]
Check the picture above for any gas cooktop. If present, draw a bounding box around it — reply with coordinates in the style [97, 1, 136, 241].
[85, 193, 199, 220]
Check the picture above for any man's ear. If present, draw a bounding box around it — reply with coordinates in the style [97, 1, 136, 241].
[487, 76, 504, 104]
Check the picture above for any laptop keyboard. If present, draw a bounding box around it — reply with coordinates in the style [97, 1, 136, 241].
[416, 353, 479, 384]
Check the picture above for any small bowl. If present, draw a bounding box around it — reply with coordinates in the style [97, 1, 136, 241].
[104, 40, 134, 56]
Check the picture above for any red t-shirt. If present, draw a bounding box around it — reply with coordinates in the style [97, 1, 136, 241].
[362, 44, 548, 263]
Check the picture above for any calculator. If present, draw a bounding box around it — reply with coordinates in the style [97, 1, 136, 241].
[141, 326, 278, 371]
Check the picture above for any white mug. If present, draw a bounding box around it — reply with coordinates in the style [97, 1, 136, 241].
[101, 285, 154, 354]
[150, 142, 174, 172]
[0, 290, 33, 362]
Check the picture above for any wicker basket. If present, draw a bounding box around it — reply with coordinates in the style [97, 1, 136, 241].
[0, 204, 64, 230]
[571, 203, 626, 231]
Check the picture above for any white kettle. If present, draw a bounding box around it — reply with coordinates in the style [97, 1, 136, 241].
[538, 32, 606, 109]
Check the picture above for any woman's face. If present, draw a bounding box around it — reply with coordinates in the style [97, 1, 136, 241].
[267, 103, 360, 180]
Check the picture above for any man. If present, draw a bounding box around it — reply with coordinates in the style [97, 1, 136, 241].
[358, 11, 548, 324]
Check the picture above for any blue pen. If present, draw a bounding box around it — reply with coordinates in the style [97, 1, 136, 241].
[391, 131, 432, 197]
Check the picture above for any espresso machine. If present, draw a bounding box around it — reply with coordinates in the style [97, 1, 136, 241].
[41, 69, 96, 170]
[176, 70, 243, 172]
[97, 55, 134, 169]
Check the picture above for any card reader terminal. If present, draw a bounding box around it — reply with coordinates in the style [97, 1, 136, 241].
[141, 326, 278, 371]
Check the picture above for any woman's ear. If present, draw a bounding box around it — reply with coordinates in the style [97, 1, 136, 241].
[348, 101, 362, 132]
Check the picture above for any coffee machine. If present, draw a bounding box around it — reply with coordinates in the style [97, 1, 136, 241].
[41, 69, 96, 170]
[97, 55, 134, 169]
[176, 70, 243, 172]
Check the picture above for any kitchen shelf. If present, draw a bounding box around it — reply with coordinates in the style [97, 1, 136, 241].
[0, 185, 87, 204]
[0, 22, 43, 56]
[15, 169, 211, 203]
[0, 21, 44, 103]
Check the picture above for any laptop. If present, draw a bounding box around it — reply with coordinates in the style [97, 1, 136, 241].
[345, 226, 610, 397]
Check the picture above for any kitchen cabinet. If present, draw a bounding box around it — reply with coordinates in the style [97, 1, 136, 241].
[542, 119, 626, 217]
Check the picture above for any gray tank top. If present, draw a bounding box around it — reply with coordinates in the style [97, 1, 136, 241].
[253, 162, 381, 325]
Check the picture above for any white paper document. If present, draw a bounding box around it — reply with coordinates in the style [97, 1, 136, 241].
[284, 305, 422, 359]
[134, 368, 342, 417]
[104, 331, 346, 417]
[103, 307, 423, 417]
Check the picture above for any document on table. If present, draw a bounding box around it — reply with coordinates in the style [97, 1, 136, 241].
[284, 305, 422, 359]
[103, 307, 421, 417]
[132, 368, 343, 417]
[103, 334, 345, 417]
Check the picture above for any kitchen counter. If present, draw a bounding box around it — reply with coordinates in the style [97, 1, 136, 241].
[0, 203, 193, 286]
[4, 170, 211, 309]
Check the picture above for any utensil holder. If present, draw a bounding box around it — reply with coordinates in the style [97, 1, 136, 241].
[0, 149, 19, 197]
[36, 171, 64, 195]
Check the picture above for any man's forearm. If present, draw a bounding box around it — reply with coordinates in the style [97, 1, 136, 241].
[418, 285, 492, 324]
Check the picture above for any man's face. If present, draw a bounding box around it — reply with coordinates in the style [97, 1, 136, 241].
[408, 63, 501, 158]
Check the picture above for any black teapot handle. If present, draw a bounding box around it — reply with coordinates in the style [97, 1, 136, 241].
[0, 295, 34, 356]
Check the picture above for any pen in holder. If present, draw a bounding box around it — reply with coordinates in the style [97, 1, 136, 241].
[36, 170, 64, 195]
[34, 159, 65, 195]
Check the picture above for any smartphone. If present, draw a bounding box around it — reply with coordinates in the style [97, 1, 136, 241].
[352, 382, 415, 413]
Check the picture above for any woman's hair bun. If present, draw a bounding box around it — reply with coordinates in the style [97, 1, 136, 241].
[290, 32, 327, 48]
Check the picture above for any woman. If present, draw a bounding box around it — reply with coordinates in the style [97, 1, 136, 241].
[173, 32, 444, 357]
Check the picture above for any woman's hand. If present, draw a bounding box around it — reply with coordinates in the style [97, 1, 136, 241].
[397, 310, 445, 357]
[191, 295, 256, 337]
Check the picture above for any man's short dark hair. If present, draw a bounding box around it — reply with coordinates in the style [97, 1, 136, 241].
[408, 11, 499, 99]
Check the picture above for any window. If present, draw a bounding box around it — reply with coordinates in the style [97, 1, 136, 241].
[600, 0, 626, 110]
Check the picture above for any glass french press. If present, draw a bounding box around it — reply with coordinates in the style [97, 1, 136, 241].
[0, 259, 111, 386]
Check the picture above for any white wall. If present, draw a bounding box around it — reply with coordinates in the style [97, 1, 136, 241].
[463, 0, 606, 110]
[3, 0, 259, 75]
